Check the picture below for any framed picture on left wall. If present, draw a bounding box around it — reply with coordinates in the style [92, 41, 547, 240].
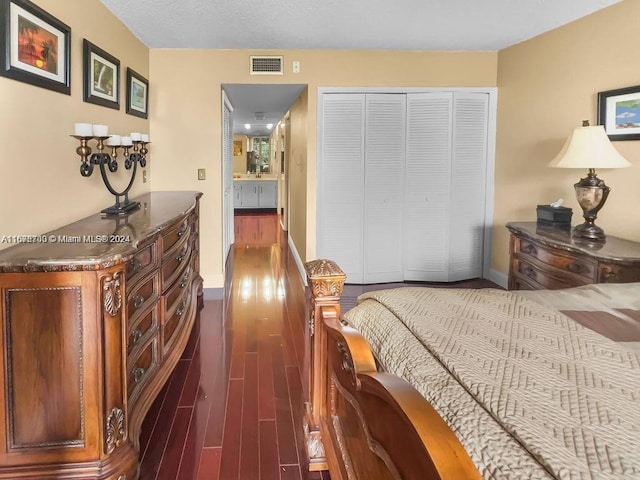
[0, 0, 71, 94]
[83, 39, 120, 109]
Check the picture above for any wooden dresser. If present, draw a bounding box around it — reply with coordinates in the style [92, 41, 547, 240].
[0, 191, 202, 479]
[507, 221, 640, 290]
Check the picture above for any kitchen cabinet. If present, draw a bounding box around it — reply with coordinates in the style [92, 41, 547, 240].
[234, 180, 277, 209]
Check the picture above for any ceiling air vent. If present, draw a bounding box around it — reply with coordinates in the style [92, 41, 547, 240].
[250, 56, 283, 75]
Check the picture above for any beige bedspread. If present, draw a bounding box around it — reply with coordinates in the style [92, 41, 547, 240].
[343, 284, 640, 480]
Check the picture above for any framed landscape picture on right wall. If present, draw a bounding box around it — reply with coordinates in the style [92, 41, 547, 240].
[597, 84, 640, 141]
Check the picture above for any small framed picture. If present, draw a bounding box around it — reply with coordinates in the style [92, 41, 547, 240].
[0, 0, 71, 94]
[597, 85, 640, 141]
[126, 67, 148, 119]
[83, 39, 119, 109]
[233, 140, 243, 156]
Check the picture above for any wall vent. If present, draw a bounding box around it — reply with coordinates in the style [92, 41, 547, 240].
[250, 56, 283, 75]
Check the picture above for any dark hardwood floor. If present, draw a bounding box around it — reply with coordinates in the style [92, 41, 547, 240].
[138, 212, 500, 479]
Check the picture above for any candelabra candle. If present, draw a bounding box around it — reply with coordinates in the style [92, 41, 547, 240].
[71, 131, 150, 215]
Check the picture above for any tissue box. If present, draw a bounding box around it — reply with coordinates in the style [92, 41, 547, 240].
[536, 205, 572, 228]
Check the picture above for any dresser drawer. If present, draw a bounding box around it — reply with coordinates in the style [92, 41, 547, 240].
[125, 240, 159, 286]
[512, 258, 590, 290]
[598, 262, 640, 283]
[516, 238, 597, 282]
[162, 286, 192, 355]
[164, 266, 193, 316]
[161, 243, 191, 292]
[126, 271, 160, 325]
[127, 304, 159, 356]
[161, 216, 191, 256]
[127, 335, 158, 403]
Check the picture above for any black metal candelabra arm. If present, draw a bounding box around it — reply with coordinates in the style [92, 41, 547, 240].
[72, 136, 149, 215]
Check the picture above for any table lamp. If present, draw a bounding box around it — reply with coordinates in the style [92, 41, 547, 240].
[548, 120, 631, 242]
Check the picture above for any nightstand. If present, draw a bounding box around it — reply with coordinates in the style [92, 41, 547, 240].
[507, 222, 640, 290]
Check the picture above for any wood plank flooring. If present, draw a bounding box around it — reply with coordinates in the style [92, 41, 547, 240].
[138, 212, 500, 479]
[139, 212, 327, 479]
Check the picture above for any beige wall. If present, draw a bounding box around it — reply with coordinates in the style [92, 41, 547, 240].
[149, 49, 497, 287]
[494, 0, 640, 274]
[0, 0, 149, 249]
[288, 89, 309, 261]
[8, 3, 634, 288]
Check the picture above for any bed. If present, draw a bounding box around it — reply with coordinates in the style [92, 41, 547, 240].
[302, 259, 640, 480]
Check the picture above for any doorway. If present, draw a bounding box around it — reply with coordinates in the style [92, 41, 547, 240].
[221, 83, 306, 268]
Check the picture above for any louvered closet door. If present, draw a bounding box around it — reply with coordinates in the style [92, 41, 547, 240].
[318, 94, 366, 283]
[363, 94, 406, 283]
[450, 92, 488, 281]
[404, 93, 453, 281]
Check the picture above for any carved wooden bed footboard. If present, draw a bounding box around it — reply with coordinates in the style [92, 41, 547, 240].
[304, 260, 481, 480]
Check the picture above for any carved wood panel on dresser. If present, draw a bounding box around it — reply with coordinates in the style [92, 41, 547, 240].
[0, 192, 203, 479]
[507, 221, 640, 290]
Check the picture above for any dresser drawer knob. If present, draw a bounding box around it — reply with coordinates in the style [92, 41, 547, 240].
[176, 246, 188, 263]
[177, 301, 186, 317]
[567, 263, 584, 274]
[132, 367, 146, 384]
[521, 244, 537, 255]
[132, 293, 144, 309]
[601, 267, 618, 280]
[522, 266, 535, 277]
[179, 271, 190, 288]
[131, 328, 142, 345]
[177, 227, 187, 238]
[131, 258, 142, 273]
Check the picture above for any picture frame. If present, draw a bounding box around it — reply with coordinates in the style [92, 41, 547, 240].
[233, 140, 243, 156]
[126, 67, 148, 119]
[597, 84, 640, 141]
[0, 0, 71, 94]
[83, 39, 119, 109]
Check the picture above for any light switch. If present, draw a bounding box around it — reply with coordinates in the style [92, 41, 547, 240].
[293, 61, 300, 73]
[142, 170, 147, 183]
[198, 168, 206, 180]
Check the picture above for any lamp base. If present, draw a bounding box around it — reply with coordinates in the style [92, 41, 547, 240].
[101, 201, 140, 216]
[572, 222, 605, 243]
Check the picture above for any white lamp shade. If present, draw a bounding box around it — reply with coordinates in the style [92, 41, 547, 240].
[548, 125, 631, 169]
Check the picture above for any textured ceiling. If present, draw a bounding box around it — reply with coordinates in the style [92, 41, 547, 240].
[100, 0, 621, 136]
[100, 0, 620, 50]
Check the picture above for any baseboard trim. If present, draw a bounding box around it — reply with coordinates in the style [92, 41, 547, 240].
[488, 269, 508, 289]
[203, 288, 224, 300]
[288, 235, 308, 286]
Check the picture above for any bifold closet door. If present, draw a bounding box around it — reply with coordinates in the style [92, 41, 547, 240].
[404, 91, 488, 282]
[404, 93, 452, 281]
[319, 90, 489, 284]
[363, 94, 406, 283]
[318, 94, 366, 283]
[449, 92, 488, 281]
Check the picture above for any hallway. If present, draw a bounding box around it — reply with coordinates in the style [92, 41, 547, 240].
[138, 212, 327, 479]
